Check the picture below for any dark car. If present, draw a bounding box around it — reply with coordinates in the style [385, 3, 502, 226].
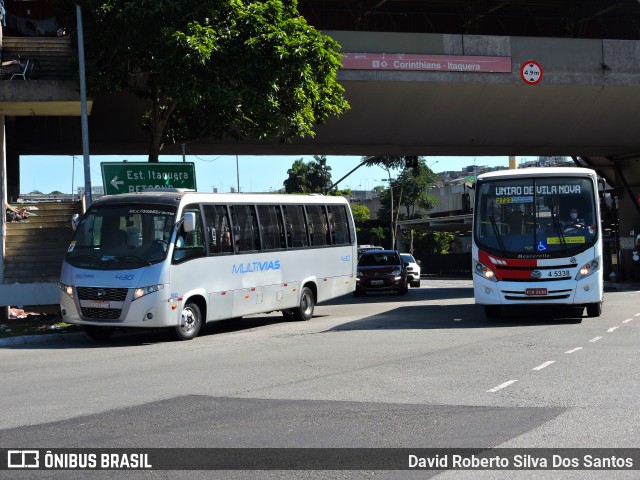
[354, 250, 408, 296]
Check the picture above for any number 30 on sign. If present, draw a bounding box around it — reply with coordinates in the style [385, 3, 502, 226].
[520, 60, 543, 84]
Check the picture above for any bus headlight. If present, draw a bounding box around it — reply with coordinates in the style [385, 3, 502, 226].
[133, 284, 164, 300]
[474, 261, 497, 282]
[59, 282, 74, 298]
[576, 257, 600, 280]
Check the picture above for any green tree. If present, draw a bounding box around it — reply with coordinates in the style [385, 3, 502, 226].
[361, 156, 406, 248]
[55, 0, 349, 162]
[283, 155, 332, 194]
[350, 204, 370, 224]
[371, 226, 386, 246]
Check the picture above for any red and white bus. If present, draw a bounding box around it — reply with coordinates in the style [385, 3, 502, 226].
[472, 167, 603, 319]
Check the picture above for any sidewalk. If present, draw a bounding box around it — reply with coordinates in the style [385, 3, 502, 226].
[604, 281, 640, 292]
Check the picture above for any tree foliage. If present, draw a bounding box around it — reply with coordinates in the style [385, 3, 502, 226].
[283, 155, 332, 194]
[363, 156, 438, 248]
[349, 203, 370, 224]
[54, 0, 350, 161]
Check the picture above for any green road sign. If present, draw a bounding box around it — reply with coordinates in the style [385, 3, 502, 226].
[101, 162, 197, 195]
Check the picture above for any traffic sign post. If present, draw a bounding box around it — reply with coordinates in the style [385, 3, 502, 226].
[520, 60, 543, 84]
[101, 162, 197, 195]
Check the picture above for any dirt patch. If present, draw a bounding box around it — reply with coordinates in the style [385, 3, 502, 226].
[0, 310, 82, 339]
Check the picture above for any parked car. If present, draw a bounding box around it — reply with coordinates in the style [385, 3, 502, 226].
[355, 250, 408, 296]
[400, 253, 421, 288]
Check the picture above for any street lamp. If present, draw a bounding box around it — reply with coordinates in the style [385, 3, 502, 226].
[429, 160, 439, 170]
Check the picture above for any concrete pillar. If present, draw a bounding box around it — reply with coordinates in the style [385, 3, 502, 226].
[0, 115, 7, 320]
[616, 182, 640, 281]
[509, 156, 517, 169]
[3, 117, 19, 202]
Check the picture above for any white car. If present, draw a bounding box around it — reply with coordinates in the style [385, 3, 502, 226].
[400, 253, 421, 287]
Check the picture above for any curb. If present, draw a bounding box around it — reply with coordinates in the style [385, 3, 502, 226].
[0, 332, 84, 347]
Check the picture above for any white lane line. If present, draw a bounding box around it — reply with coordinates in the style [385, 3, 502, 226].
[565, 347, 583, 354]
[607, 326, 620, 333]
[634, 313, 640, 317]
[623, 319, 633, 324]
[589, 336, 603, 343]
[532, 361, 555, 371]
[487, 380, 517, 393]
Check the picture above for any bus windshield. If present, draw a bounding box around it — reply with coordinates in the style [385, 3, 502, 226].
[66, 204, 177, 270]
[474, 176, 597, 257]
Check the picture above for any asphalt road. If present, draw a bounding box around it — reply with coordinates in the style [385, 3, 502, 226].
[1, 279, 639, 479]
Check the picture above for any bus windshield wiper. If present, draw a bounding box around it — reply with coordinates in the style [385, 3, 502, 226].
[551, 211, 567, 250]
[67, 254, 106, 268]
[108, 255, 152, 266]
[68, 254, 104, 264]
[490, 216, 505, 251]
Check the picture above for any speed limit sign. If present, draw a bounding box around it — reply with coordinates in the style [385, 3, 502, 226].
[520, 61, 543, 84]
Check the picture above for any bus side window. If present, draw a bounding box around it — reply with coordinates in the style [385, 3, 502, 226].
[204, 204, 233, 255]
[230, 205, 260, 252]
[329, 205, 350, 245]
[172, 205, 205, 262]
[257, 205, 285, 250]
[283, 205, 308, 248]
[305, 205, 328, 247]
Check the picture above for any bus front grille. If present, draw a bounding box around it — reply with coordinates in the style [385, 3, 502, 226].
[76, 287, 128, 301]
[80, 307, 122, 320]
[504, 294, 572, 301]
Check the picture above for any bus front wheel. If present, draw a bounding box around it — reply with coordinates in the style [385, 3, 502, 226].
[175, 302, 202, 340]
[484, 305, 502, 319]
[284, 286, 315, 321]
[586, 302, 602, 318]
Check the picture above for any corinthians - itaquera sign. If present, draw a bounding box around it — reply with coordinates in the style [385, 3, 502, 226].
[341, 53, 512, 73]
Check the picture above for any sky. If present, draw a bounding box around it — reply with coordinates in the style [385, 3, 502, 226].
[19, 154, 524, 195]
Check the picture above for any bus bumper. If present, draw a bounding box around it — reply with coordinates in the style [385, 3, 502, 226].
[60, 289, 180, 329]
[474, 274, 603, 306]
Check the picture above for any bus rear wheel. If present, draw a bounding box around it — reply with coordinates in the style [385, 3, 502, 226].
[284, 286, 315, 321]
[175, 302, 202, 340]
[84, 325, 115, 340]
[586, 302, 602, 318]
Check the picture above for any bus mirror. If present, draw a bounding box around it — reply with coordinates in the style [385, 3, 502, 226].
[71, 214, 79, 231]
[183, 212, 196, 233]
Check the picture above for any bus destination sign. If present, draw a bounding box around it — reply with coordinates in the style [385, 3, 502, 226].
[101, 162, 197, 195]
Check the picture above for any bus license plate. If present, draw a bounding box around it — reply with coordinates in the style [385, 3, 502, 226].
[525, 288, 547, 296]
[371, 280, 383, 286]
[88, 300, 110, 309]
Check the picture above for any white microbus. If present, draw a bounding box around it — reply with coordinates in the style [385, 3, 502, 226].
[60, 192, 357, 340]
[472, 167, 603, 319]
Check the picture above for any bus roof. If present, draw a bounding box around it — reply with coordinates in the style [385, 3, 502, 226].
[478, 166, 597, 180]
[91, 191, 351, 207]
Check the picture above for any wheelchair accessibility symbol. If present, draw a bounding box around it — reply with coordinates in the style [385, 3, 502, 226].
[537, 241, 548, 252]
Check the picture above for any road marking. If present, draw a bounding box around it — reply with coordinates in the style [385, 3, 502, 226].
[487, 380, 517, 393]
[589, 336, 602, 343]
[607, 326, 620, 333]
[532, 361, 555, 371]
[623, 319, 633, 324]
[565, 347, 582, 354]
[453, 318, 462, 322]
[635, 313, 640, 317]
